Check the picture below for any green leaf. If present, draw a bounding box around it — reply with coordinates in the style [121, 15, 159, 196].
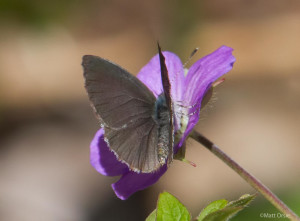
[146, 209, 156, 221]
[197, 199, 228, 221]
[156, 191, 191, 221]
[226, 194, 256, 208]
[202, 207, 243, 221]
[197, 194, 256, 221]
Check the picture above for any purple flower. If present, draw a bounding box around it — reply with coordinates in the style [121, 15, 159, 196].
[90, 46, 235, 200]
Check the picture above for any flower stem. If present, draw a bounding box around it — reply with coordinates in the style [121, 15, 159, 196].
[190, 130, 300, 221]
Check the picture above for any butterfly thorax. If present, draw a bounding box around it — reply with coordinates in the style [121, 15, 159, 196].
[153, 93, 171, 165]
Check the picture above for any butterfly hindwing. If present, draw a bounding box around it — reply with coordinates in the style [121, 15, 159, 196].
[104, 118, 160, 173]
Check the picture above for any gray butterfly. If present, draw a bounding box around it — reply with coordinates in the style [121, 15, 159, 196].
[82, 45, 174, 173]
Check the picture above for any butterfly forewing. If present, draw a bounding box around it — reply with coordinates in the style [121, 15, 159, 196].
[83, 55, 162, 172]
[83, 55, 156, 129]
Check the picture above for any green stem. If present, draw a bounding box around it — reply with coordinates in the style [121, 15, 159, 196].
[190, 130, 300, 221]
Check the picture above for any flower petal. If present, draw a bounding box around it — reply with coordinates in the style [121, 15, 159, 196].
[177, 46, 235, 148]
[112, 164, 167, 200]
[137, 51, 185, 102]
[90, 129, 129, 176]
[185, 46, 235, 106]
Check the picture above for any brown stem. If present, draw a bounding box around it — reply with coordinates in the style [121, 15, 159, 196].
[190, 130, 300, 221]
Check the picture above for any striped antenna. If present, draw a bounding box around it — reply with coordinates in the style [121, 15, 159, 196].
[183, 47, 199, 67]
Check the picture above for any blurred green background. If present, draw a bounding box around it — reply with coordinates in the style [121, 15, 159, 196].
[0, 0, 299, 220]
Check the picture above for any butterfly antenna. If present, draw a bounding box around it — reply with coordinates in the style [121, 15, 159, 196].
[183, 47, 199, 67]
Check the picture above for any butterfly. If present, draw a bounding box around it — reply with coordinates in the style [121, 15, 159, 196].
[82, 44, 174, 173]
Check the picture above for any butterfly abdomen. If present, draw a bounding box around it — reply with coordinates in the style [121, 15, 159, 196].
[153, 94, 171, 165]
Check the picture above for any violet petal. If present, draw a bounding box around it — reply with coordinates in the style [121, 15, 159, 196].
[90, 129, 129, 176]
[112, 164, 168, 200]
[137, 51, 185, 102]
[177, 46, 235, 148]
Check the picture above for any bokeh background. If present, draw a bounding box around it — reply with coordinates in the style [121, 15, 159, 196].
[0, 0, 300, 220]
